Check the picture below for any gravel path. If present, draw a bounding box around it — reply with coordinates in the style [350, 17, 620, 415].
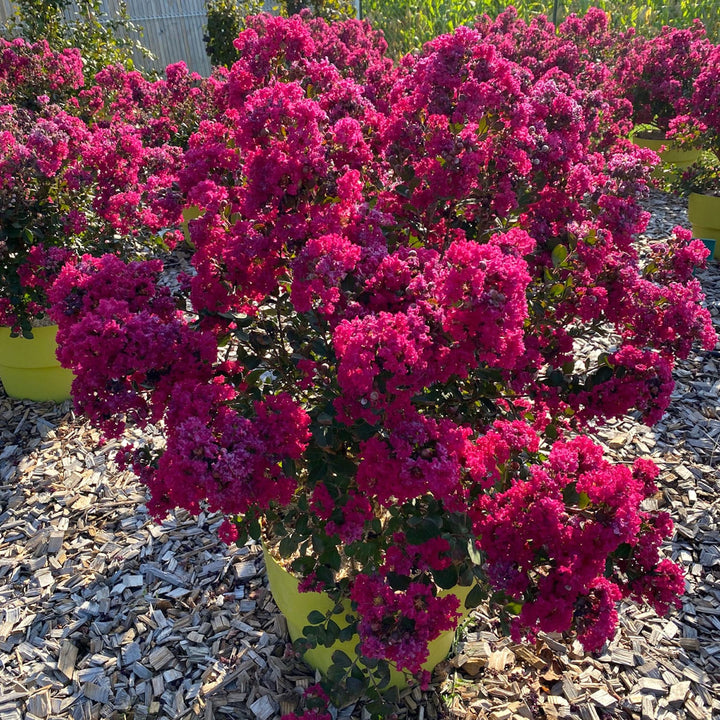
[0, 191, 718, 720]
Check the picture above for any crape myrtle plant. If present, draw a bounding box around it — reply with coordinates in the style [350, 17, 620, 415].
[76, 61, 226, 149]
[66, 61, 225, 250]
[690, 43, 720, 162]
[472, 7, 636, 149]
[0, 42, 218, 335]
[613, 21, 713, 137]
[667, 44, 720, 198]
[0, 37, 84, 109]
[0, 39, 92, 335]
[49, 14, 716, 716]
[3, 0, 154, 82]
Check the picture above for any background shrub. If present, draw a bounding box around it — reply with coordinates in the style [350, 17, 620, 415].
[205, 0, 265, 68]
[2, 0, 153, 79]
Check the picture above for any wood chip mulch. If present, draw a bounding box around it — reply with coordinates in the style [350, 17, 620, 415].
[0, 191, 718, 720]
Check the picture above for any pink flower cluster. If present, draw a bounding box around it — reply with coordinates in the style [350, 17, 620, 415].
[690, 44, 720, 159]
[0, 38, 84, 108]
[351, 574, 460, 677]
[46, 12, 717, 692]
[471, 433, 684, 650]
[0, 98, 91, 331]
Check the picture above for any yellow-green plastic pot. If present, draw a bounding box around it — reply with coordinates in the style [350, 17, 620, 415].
[688, 193, 720, 260]
[0, 325, 73, 402]
[263, 546, 473, 688]
[631, 135, 701, 168]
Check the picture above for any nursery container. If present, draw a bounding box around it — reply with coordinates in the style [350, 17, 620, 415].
[263, 545, 473, 687]
[688, 193, 720, 260]
[0, 325, 73, 402]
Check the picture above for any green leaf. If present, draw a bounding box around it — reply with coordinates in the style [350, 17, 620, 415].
[551, 244, 568, 267]
[316, 565, 334, 586]
[307, 610, 326, 625]
[405, 521, 440, 544]
[338, 624, 357, 642]
[291, 555, 316, 575]
[614, 543, 633, 560]
[588, 365, 613, 388]
[434, 565, 459, 590]
[459, 565, 474, 586]
[247, 515, 261, 541]
[381, 686, 400, 703]
[387, 572, 411, 591]
[302, 626, 319, 643]
[373, 661, 391, 689]
[326, 619, 341, 642]
[345, 676, 366, 696]
[326, 663, 347, 684]
[312, 533, 326, 554]
[464, 583, 488, 609]
[278, 535, 298, 557]
[332, 650, 353, 668]
[293, 636, 315, 653]
[320, 545, 342, 571]
[352, 420, 377, 441]
[307, 458, 329, 484]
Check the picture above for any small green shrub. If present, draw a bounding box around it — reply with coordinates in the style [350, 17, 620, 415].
[205, 0, 265, 69]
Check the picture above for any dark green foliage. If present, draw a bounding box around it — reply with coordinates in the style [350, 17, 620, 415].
[204, 0, 265, 68]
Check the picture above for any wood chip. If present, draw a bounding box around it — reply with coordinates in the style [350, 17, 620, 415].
[249, 695, 277, 720]
[57, 640, 78, 681]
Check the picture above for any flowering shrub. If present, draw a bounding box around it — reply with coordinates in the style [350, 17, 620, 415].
[0, 48, 206, 334]
[0, 41, 92, 334]
[692, 44, 720, 157]
[49, 14, 716, 715]
[0, 99, 92, 333]
[614, 22, 713, 135]
[0, 38, 84, 109]
[662, 45, 720, 198]
[77, 61, 224, 148]
[666, 152, 720, 198]
[474, 7, 635, 148]
[685, 44, 720, 196]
